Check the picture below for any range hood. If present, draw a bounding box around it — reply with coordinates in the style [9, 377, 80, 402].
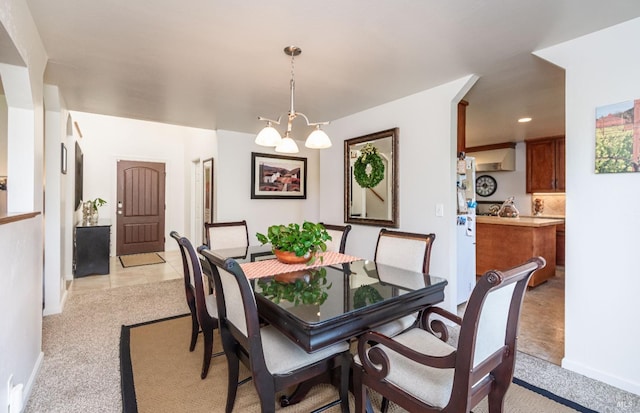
[468, 147, 516, 172]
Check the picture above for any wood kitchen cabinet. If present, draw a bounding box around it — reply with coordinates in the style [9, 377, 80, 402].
[556, 223, 565, 266]
[526, 135, 565, 193]
[476, 216, 563, 287]
[457, 100, 468, 153]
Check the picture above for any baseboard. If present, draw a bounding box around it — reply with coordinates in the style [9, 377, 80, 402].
[43, 288, 68, 316]
[22, 351, 44, 409]
[562, 357, 640, 396]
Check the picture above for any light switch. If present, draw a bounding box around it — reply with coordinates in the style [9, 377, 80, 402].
[435, 203, 444, 217]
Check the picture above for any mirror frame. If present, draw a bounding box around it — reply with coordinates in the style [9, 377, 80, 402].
[344, 128, 399, 228]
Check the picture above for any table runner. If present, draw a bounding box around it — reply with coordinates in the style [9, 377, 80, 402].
[239, 251, 361, 279]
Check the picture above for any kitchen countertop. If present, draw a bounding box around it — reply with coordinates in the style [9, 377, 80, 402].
[475, 216, 564, 227]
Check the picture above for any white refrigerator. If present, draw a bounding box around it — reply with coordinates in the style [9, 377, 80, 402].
[456, 156, 476, 305]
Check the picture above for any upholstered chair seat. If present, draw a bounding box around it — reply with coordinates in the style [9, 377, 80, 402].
[261, 325, 349, 375]
[205, 220, 249, 250]
[372, 229, 436, 337]
[320, 223, 352, 253]
[200, 246, 351, 413]
[204, 294, 218, 318]
[170, 231, 220, 379]
[353, 257, 546, 413]
[369, 315, 421, 339]
[354, 328, 456, 408]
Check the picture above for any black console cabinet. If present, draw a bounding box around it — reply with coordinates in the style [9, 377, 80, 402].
[74, 219, 111, 277]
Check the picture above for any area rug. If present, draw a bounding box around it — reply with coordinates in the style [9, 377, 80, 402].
[119, 252, 166, 268]
[120, 315, 597, 413]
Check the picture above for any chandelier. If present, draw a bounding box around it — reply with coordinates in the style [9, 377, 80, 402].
[255, 46, 332, 153]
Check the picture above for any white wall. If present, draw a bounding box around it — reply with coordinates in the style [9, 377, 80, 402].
[319, 75, 477, 314]
[216, 130, 321, 245]
[70, 112, 217, 255]
[43, 85, 69, 315]
[536, 17, 640, 395]
[0, 0, 48, 409]
[0, 216, 43, 412]
[0, 94, 6, 175]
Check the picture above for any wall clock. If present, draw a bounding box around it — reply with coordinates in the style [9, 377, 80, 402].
[475, 175, 497, 197]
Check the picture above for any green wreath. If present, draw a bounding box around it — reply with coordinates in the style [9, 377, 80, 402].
[353, 285, 384, 309]
[354, 143, 385, 188]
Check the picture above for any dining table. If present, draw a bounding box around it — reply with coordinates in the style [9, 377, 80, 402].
[201, 244, 448, 409]
[204, 244, 448, 352]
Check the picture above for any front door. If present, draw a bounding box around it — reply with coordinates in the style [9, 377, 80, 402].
[116, 160, 166, 255]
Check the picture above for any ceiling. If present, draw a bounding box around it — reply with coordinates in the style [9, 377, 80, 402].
[17, 1, 640, 147]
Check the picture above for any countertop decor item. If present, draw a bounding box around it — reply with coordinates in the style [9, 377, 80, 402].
[498, 196, 520, 218]
[533, 198, 544, 216]
[256, 221, 331, 265]
[353, 143, 385, 188]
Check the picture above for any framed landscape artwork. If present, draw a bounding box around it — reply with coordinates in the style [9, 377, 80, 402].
[595, 99, 640, 173]
[251, 152, 307, 199]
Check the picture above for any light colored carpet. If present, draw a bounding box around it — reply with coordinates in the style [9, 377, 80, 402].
[119, 253, 166, 268]
[25, 278, 640, 413]
[124, 315, 592, 413]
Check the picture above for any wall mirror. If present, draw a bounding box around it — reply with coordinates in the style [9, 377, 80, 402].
[344, 128, 398, 227]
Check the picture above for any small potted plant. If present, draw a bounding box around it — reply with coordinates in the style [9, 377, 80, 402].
[256, 221, 332, 265]
[83, 197, 107, 223]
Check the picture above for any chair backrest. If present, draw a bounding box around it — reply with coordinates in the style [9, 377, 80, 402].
[320, 223, 352, 253]
[374, 229, 435, 273]
[452, 257, 546, 408]
[204, 220, 249, 250]
[199, 246, 266, 365]
[170, 231, 211, 324]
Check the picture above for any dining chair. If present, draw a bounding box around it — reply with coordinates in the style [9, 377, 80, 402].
[204, 220, 249, 250]
[353, 257, 545, 413]
[199, 245, 351, 413]
[319, 223, 352, 253]
[170, 231, 219, 379]
[372, 229, 436, 337]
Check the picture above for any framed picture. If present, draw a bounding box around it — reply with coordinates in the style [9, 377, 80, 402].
[251, 152, 307, 199]
[203, 158, 214, 224]
[74, 142, 83, 210]
[61, 143, 68, 174]
[595, 99, 640, 173]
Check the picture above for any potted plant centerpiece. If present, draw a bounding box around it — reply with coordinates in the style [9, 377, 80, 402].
[256, 221, 332, 265]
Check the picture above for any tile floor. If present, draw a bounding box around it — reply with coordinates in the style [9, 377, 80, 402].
[69, 251, 565, 365]
[518, 267, 565, 365]
[70, 251, 183, 293]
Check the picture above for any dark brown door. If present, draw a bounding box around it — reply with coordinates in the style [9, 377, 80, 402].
[116, 160, 166, 255]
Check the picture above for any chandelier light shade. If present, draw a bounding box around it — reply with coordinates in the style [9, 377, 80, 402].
[256, 46, 331, 154]
[255, 121, 282, 147]
[305, 125, 332, 149]
[275, 134, 299, 153]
